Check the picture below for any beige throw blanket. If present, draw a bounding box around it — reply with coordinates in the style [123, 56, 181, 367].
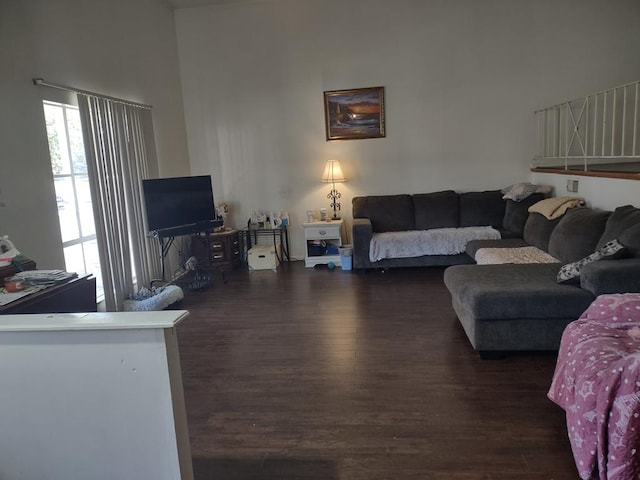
[369, 227, 500, 262]
[475, 246, 559, 264]
[528, 196, 585, 220]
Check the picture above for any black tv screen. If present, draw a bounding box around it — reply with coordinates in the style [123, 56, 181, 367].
[142, 175, 220, 233]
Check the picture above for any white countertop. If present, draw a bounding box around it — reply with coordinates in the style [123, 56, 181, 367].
[0, 310, 190, 332]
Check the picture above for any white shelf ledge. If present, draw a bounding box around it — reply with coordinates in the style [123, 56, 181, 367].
[0, 310, 189, 332]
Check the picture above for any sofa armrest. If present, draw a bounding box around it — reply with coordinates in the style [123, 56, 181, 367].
[580, 258, 640, 296]
[352, 218, 373, 269]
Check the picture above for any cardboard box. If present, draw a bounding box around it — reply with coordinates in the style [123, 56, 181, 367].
[248, 244, 280, 271]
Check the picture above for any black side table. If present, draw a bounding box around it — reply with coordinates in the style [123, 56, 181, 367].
[241, 222, 290, 264]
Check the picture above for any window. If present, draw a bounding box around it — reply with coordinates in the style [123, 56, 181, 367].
[43, 100, 104, 300]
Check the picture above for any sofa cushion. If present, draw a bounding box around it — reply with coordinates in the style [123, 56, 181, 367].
[413, 190, 459, 230]
[466, 238, 529, 259]
[352, 195, 414, 232]
[596, 205, 640, 250]
[557, 239, 627, 284]
[523, 213, 561, 252]
[548, 207, 611, 263]
[580, 258, 640, 296]
[459, 190, 505, 228]
[502, 192, 546, 235]
[619, 223, 640, 258]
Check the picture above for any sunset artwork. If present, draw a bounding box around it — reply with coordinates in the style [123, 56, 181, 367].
[324, 87, 385, 140]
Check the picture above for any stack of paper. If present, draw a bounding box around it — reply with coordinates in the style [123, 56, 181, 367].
[14, 270, 77, 286]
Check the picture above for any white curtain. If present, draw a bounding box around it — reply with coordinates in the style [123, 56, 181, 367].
[78, 96, 161, 311]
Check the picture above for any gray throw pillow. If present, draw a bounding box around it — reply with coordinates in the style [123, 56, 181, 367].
[619, 223, 640, 258]
[459, 190, 505, 228]
[556, 239, 627, 284]
[501, 183, 552, 201]
[548, 207, 611, 263]
[523, 212, 562, 252]
[502, 192, 546, 235]
[596, 205, 640, 249]
[413, 190, 459, 230]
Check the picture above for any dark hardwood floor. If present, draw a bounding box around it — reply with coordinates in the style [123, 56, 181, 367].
[176, 261, 578, 479]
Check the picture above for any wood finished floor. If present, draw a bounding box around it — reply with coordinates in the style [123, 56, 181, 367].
[176, 262, 578, 479]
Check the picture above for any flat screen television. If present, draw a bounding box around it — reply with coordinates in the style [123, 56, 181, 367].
[142, 175, 222, 235]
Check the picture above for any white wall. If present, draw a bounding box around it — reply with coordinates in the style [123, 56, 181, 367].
[0, 0, 190, 268]
[175, 0, 640, 259]
[531, 173, 640, 212]
[2, 0, 638, 267]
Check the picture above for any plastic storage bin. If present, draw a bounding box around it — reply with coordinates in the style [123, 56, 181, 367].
[307, 240, 327, 257]
[248, 245, 280, 271]
[338, 245, 353, 271]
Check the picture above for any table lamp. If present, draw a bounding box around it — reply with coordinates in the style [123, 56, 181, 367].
[321, 159, 346, 220]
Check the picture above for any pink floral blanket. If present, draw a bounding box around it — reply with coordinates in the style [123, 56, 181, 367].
[548, 293, 640, 480]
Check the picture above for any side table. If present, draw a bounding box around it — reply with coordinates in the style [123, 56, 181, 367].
[241, 224, 290, 264]
[303, 219, 345, 267]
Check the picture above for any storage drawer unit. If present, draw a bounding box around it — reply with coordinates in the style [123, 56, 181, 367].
[191, 229, 241, 271]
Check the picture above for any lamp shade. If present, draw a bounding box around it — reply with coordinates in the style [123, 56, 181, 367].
[321, 159, 346, 183]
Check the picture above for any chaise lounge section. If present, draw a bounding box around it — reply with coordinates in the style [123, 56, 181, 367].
[444, 204, 640, 357]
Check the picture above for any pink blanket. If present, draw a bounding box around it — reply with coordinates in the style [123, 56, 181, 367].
[548, 293, 640, 480]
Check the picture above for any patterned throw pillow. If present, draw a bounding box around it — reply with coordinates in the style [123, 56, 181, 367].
[501, 183, 552, 202]
[556, 239, 627, 284]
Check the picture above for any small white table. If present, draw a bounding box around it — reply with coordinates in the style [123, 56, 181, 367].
[0, 311, 193, 480]
[303, 219, 345, 267]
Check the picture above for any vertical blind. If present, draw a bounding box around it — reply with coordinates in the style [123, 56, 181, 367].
[77, 96, 161, 311]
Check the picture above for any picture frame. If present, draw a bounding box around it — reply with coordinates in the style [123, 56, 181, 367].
[323, 86, 385, 141]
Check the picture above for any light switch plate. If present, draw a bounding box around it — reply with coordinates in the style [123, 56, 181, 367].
[566, 179, 579, 193]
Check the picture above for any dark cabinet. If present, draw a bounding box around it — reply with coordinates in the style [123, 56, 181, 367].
[191, 229, 241, 271]
[0, 275, 97, 314]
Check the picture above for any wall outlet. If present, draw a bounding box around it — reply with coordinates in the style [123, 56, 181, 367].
[566, 179, 579, 193]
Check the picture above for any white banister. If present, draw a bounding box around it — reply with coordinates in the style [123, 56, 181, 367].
[634, 82, 638, 156]
[533, 80, 640, 170]
[622, 85, 627, 157]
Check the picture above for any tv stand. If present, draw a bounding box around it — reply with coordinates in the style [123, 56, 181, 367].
[151, 220, 224, 281]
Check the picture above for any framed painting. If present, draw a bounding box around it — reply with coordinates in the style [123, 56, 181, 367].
[323, 86, 385, 140]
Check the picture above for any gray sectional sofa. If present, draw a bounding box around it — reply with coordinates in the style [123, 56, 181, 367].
[351, 190, 545, 269]
[444, 205, 640, 358]
[351, 190, 640, 357]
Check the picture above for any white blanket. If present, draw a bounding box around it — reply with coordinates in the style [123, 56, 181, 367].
[475, 246, 559, 264]
[122, 285, 184, 311]
[369, 227, 500, 262]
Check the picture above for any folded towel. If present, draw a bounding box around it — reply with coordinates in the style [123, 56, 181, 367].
[528, 196, 584, 220]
